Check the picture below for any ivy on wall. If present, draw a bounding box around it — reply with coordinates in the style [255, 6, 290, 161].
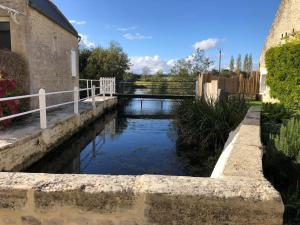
[265, 41, 300, 109]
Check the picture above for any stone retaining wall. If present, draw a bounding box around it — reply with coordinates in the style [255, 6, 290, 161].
[0, 97, 117, 172]
[0, 107, 284, 224]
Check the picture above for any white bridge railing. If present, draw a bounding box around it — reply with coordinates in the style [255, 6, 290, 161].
[0, 77, 116, 130]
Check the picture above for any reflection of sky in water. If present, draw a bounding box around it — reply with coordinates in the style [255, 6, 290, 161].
[80, 118, 185, 175]
[123, 98, 176, 115]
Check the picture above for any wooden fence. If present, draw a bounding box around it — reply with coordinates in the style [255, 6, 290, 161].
[197, 72, 260, 100]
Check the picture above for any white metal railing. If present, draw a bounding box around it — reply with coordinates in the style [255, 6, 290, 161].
[79, 77, 115, 97]
[0, 78, 116, 130]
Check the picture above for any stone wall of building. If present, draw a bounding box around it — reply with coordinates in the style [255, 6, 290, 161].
[0, 0, 79, 107]
[0, 107, 284, 224]
[259, 0, 300, 101]
[26, 7, 79, 107]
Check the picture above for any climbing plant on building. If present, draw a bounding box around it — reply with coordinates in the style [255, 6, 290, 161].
[265, 41, 300, 109]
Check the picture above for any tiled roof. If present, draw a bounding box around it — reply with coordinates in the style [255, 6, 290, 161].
[28, 0, 79, 37]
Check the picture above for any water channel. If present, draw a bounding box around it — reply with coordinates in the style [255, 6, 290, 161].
[27, 89, 212, 177]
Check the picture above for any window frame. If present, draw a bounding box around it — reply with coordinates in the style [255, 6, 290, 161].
[0, 17, 11, 51]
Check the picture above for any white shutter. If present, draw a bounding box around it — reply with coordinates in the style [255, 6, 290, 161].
[71, 50, 77, 77]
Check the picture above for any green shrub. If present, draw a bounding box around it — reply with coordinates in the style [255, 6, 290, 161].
[174, 97, 248, 154]
[272, 118, 300, 162]
[265, 42, 300, 109]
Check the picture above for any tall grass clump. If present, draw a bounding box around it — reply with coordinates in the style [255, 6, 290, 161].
[174, 97, 248, 155]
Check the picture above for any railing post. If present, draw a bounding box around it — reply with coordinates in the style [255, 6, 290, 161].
[110, 78, 113, 97]
[86, 80, 89, 98]
[99, 79, 101, 95]
[74, 86, 79, 115]
[39, 88, 47, 129]
[92, 85, 96, 112]
[90, 80, 93, 95]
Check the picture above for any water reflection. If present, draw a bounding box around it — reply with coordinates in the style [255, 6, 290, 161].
[27, 97, 212, 177]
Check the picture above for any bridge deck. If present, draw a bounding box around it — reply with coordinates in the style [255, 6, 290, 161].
[115, 94, 195, 99]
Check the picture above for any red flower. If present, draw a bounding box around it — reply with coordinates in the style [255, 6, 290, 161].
[0, 78, 23, 129]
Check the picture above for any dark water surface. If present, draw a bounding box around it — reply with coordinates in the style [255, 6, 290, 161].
[27, 95, 211, 176]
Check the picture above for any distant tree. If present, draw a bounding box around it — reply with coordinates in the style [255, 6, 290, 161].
[171, 49, 213, 77]
[171, 59, 191, 77]
[229, 56, 235, 72]
[236, 54, 241, 74]
[192, 49, 214, 75]
[123, 72, 134, 81]
[248, 54, 253, 74]
[141, 66, 150, 81]
[155, 69, 164, 77]
[243, 54, 249, 73]
[142, 66, 150, 76]
[83, 42, 130, 81]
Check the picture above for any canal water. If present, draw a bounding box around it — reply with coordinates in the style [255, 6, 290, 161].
[27, 96, 212, 176]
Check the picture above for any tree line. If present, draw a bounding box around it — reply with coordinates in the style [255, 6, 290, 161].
[229, 54, 253, 75]
[79, 41, 254, 82]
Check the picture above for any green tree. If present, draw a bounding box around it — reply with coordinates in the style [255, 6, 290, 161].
[155, 69, 164, 78]
[236, 54, 241, 74]
[191, 49, 213, 76]
[79, 48, 92, 78]
[171, 49, 213, 77]
[243, 54, 249, 73]
[248, 54, 253, 74]
[229, 56, 235, 72]
[171, 59, 191, 77]
[83, 42, 130, 81]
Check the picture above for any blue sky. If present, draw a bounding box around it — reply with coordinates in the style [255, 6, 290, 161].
[53, 0, 281, 74]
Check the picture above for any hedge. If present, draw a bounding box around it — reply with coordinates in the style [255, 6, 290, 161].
[265, 42, 300, 109]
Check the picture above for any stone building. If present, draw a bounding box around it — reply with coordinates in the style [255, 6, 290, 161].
[259, 0, 300, 102]
[0, 0, 80, 107]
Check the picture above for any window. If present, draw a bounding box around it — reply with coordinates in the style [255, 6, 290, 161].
[0, 20, 11, 50]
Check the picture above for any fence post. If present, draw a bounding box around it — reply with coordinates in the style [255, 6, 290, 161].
[74, 86, 79, 115]
[92, 85, 96, 112]
[39, 88, 47, 129]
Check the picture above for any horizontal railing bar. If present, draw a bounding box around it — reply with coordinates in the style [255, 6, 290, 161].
[45, 90, 75, 96]
[119, 81, 195, 83]
[79, 97, 89, 101]
[79, 79, 99, 81]
[0, 93, 39, 102]
[45, 101, 75, 110]
[0, 109, 40, 121]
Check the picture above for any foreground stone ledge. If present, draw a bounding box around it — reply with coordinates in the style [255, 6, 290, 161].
[0, 172, 283, 225]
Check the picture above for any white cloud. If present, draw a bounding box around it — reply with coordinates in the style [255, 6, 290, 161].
[69, 20, 87, 25]
[117, 26, 137, 32]
[79, 33, 95, 48]
[130, 56, 175, 74]
[124, 33, 152, 40]
[193, 38, 219, 50]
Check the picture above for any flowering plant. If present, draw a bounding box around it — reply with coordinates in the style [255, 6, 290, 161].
[0, 71, 24, 129]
